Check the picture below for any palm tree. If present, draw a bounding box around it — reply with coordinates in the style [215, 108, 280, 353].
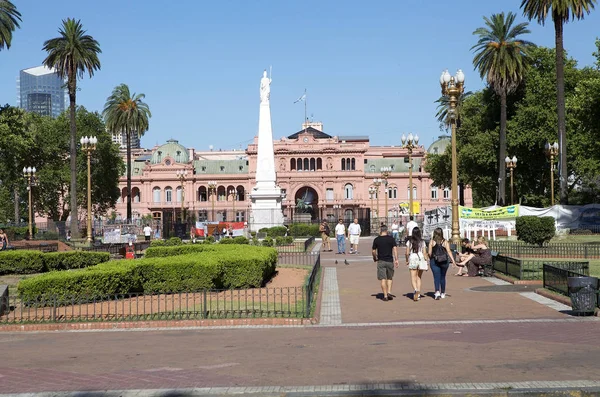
[42, 18, 101, 238]
[472, 12, 534, 206]
[435, 91, 473, 130]
[103, 84, 151, 222]
[521, 0, 596, 204]
[0, 0, 21, 50]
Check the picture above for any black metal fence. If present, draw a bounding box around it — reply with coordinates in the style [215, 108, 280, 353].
[0, 252, 321, 324]
[488, 241, 600, 259]
[493, 254, 590, 280]
[8, 243, 58, 253]
[79, 241, 152, 256]
[543, 263, 590, 296]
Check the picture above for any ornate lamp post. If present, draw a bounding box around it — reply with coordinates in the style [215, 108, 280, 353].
[505, 156, 517, 205]
[380, 166, 391, 224]
[401, 133, 419, 217]
[80, 136, 97, 243]
[440, 69, 465, 244]
[176, 170, 188, 223]
[372, 178, 382, 230]
[545, 142, 559, 206]
[229, 188, 237, 222]
[208, 181, 217, 222]
[22, 166, 36, 239]
[368, 186, 376, 232]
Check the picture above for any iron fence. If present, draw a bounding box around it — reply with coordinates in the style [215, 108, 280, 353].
[277, 251, 320, 266]
[78, 241, 152, 256]
[543, 263, 590, 297]
[7, 243, 58, 253]
[488, 241, 600, 259]
[493, 255, 590, 280]
[0, 251, 321, 324]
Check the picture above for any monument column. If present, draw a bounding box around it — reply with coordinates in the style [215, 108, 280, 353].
[249, 70, 284, 232]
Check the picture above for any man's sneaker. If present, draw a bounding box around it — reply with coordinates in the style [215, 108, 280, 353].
[441, 293, 446, 299]
[434, 291, 441, 300]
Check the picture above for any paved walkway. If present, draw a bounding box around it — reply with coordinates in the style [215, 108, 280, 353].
[1, 236, 599, 396]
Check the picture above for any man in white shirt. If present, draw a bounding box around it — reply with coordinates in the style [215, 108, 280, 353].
[406, 216, 418, 242]
[143, 224, 152, 241]
[334, 219, 347, 254]
[347, 218, 362, 254]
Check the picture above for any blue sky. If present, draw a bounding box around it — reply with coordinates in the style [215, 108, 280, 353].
[1, 0, 599, 150]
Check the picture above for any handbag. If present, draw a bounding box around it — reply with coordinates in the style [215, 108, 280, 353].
[409, 251, 428, 270]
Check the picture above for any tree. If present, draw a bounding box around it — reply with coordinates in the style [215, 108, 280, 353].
[471, 12, 535, 206]
[435, 91, 473, 131]
[42, 18, 101, 236]
[520, 0, 597, 204]
[102, 83, 151, 221]
[0, 0, 20, 51]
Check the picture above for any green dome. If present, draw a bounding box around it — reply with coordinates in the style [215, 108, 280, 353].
[151, 139, 189, 164]
[427, 135, 450, 155]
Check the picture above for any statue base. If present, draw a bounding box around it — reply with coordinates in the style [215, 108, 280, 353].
[249, 186, 284, 232]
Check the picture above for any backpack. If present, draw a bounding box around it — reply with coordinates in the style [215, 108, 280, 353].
[432, 241, 448, 263]
[324, 224, 330, 235]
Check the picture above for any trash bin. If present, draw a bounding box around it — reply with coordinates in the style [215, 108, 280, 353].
[567, 276, 598, 315]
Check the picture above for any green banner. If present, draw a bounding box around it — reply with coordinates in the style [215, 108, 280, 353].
[459, 205, 519, 220]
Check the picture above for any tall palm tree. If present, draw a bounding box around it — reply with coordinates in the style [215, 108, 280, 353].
[103, 84, 151, 222]
[435, 91, 473, 130]
[42, 18, 101, 238]
[472, 12, 534, 206]
[521, 0, 596, 204]
[0, 0, 21, 50]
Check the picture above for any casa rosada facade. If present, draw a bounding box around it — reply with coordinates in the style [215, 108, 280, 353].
[113, 122, 472, 226]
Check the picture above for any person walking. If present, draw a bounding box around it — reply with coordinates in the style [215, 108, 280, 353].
[319, 221, 332, 252]
[428, 227, 456, 300]
[406, 216, 418, 239]
[372, 225, 399, 302]
[391, 220, 400, 244]
[0, 229, 8, 251]
[334, 219, 347, 254]
[143, 224, 152, 241]
[348, 218, 362, 254]
[406, 227, 428, 301]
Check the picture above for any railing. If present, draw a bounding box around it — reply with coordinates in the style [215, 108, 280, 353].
[8, 243, 58, 253]
[0, 251, 321, 324]
[277, 251, 320, 266]
[304, 236, 315, 252]
[488, 241, 600, 259]
[543, 263, 590, 296]
[493, 254, 589, 280]
[78, 241, 151, 256]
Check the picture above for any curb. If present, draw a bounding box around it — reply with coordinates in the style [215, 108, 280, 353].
[493, 273, 543, 285]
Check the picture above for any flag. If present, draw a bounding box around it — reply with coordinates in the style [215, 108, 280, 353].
[294, 92, 306, 103]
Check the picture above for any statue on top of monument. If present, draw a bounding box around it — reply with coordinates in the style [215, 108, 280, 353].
[260, 69, 271, 104]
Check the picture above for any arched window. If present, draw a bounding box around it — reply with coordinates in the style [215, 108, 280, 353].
[157, 151, 162, 162]
[290, 158, 296, 171]
[165, 187, 173, 203]
[176, 151, 181, 162]
[297, 158, 303, 171]
[236, 185, 245, 201]
[369, 164, 376, 172]
[341, 159, 346, 171]
[388, 186, 397, 199]
[153, 187, 161, 203]
[199, 186, 207, 202]
[344, 183, 354, 200]
[317, 158, 322, 170]
[303, 158, 309, 170]
[443, 187, 450, 200]
[351, 158, 356, 170]
[344, 209, 353, 223]
[176, 187, 182, 202]
[121, 187, 127, 203]
[132, 187, 141, 203]
[431, 185, 438, 199]
[310, 158, 316, 171]
[345, 158, 351, 170]
[217, 186, 226, 201]
[407, 186, 417, 200]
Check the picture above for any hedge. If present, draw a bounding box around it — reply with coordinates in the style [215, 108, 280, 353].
[18, 246, 278, 301]
[516, 216, 556, 246]
[288, 223, 320, 237]
[258, 226, 288, 237]
[0, 250, 109, 275]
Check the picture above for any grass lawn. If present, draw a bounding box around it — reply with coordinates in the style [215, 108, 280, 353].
[551, 235, 600, 243]
[589, 260, 600, 277]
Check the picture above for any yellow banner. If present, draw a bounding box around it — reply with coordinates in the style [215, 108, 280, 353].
[459, 205, 519, 220]
[400, 202, 421, 214]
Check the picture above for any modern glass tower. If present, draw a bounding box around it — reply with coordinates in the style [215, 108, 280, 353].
[17, 66, 67, 118]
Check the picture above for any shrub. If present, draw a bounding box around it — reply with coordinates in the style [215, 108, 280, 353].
[18, 246, 278, 301]
[43, 251, 110, 271]
[150, 239, 166, 247]
[0, 251, 45, 275]
[516, 216, 556, 246]
[219, 238, 234, 244]
[233, 236, 249, 244]
[262, 237, 274, 247]
[205, 236, 215, 243]
[145, 244, 215, 258]
[275, 236, 285, 246]
[259, 226, 287, 238]
[37, 231, 60, 240]
[288, 223, 320, 237]
[285, 236, 294, 244]
[165, 237, 183, 246]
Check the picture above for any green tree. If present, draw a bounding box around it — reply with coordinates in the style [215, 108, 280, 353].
[471, 12, 535, 206]
[0, 0, 20, 50]
[102, 83, 151, 221]
[520, 0, 597, 204]
[42, 18, 101, 236]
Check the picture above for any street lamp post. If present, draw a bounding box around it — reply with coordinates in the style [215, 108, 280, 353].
[22, 166, 36, 239]
[401, 133, 419, 218]
[229, 188, 237, 222]
[545, 142, 559, 206]
[505, 156, 517, 205]
[380, 166, 391, 224]
[176, 170, 188, 223]
[368, 186, 376, 232]
[80, 136, 97, 243]
[440, 68, 465, 245]
[373, 178, 382, 230]
[208, 181, 217, 222]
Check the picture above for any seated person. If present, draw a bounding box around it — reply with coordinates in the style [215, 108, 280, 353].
[457, 236, 492, 277]
[454, 238, 473, 275]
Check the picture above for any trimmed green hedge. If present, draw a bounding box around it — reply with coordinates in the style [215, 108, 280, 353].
[259, 226, 288, 237]
[0, 250, 110, 275]
[516, 216, 556, 246]
[18, 246, 278, 301]
[288, 223, 320, 237]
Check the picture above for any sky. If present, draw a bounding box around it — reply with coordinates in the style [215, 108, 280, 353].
[1, 0, 599, 151]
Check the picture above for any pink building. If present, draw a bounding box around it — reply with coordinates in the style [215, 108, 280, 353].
[114, 122, 472, 229]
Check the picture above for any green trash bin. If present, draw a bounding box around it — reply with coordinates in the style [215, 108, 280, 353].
[567, 276, 598, 315]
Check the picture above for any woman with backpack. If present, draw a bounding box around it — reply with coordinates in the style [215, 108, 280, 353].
[405, 227, 429, 301]
[428, 227, 457, 300]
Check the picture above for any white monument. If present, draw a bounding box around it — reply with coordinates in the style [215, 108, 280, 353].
[249, 70, 285, 232]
